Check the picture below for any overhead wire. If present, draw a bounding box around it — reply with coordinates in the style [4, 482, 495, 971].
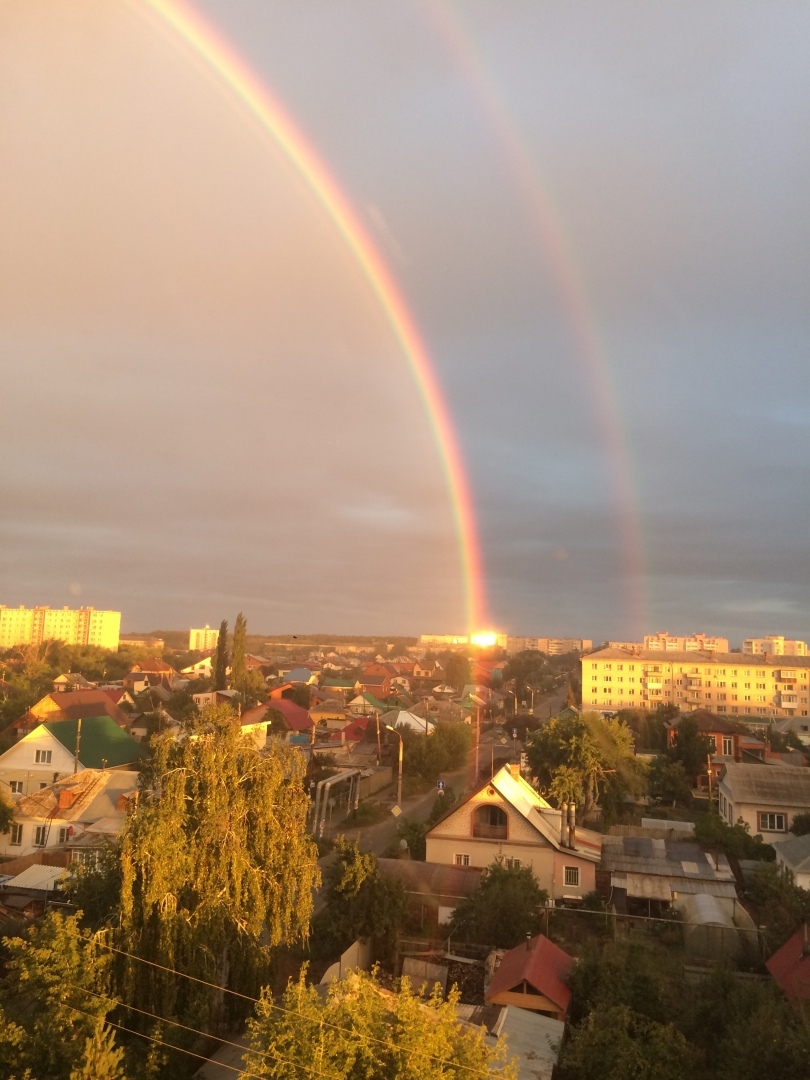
[69, 984, 344, 1080]
[79, 932, 499, 1078]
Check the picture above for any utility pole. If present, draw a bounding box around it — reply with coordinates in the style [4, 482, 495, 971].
[475, 708, 480, 781]
[73, 717, 82, 774]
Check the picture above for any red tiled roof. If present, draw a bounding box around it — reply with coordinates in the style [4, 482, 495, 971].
[766, 928, 810, 1003]
[267, 699, 313, 731]
[485, 934, 573, 1014]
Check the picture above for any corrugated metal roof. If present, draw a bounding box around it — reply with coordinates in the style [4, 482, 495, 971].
[4, 864, 66, 891]
[601, 835, 734, 882]
[720, 761, 810, 805]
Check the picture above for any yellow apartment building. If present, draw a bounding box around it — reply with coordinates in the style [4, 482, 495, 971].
[643, 632, 729, 653]
[189, 625, 219, 651]
[582, 647, 810, 720]
[0, 606, 120, 650]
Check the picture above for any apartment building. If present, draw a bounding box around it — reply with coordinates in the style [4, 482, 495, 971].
[0, 605, 120, 650]
[582, 647, 810, 720]
[505, 637, 592, 655]
[644, 632, 729, 653]
[743, 635, 808, 657]
[189, 625, 219, 651]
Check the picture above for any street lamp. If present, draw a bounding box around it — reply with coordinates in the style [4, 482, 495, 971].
[385, 724, 403, 808]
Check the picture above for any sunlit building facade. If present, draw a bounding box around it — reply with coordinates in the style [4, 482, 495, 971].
[582, 647, 810, 720]
[743, 635, 808, 657]
[643, 632, 729, 653]
[0, 606, 120, 650]
[189, 625, 219, 651]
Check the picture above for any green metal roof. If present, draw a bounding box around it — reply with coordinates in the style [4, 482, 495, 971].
[323, 677, 357, 688]
[44, 717, 148, 769]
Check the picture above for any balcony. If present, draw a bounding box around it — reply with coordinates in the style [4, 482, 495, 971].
[472, 823, 508, 840]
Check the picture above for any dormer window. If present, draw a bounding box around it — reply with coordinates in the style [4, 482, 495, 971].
[473, 804, 507, 840]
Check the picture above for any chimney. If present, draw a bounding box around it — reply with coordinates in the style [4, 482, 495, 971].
[560, 802, 568, 846]
[58, 789, 76, 810]
[568, 803, 576, 849]
[526, 932, 532, 951]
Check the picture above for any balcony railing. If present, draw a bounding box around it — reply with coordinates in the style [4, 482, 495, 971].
[472, 823, 507, 840]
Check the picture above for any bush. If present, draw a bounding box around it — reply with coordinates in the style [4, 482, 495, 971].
[693, 813, 775, 862]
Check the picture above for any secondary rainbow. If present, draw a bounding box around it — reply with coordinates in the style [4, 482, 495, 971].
[131, 0, 486, 632]
[426, 4, 648, 636]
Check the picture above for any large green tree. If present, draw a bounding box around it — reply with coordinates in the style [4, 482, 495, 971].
[213, 619, 229, 691]
[558, 1005, 695, 1080]
[668, 715, 714, 781]
[525, 711, 644, 813]
[449, 860, 548, 947]
[444, 653, 471, 692]
[230, 612, 247, 698]
[241, 968, 517, 1080]
[117, 707, 320, 1031]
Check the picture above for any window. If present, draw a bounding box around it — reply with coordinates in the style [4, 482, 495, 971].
[58, 827, 72, 844]
[454, 854, 470, 867]
[34, 826, 47, 847]
[722, 736, 732, 756]
[758, 813, 786, 833]
[564, 866, 580, 887]
[9, 781, 23, 795]
[505, 858, 521, 869]
[35, 749, 52, 764]
[10, 824, 22, 846]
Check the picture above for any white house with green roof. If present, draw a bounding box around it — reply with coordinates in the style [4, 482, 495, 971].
[0, 717, 147, 799]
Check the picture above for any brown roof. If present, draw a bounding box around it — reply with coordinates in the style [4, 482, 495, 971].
[486, 934, 573, 1013]
[130, 658, 177, 674]
[34, 690, 129, 729]
[674, 710, 744, 735]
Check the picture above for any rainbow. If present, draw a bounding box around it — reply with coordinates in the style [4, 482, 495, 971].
[130, 0, 486, 632]
[426, 4, 648, 636]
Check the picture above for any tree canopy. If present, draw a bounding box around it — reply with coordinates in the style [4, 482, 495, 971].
[525, 711, 644, 813]
[448, 860, 548, 947]
[213, 618, 229, 691]
[115, 706, 320, 1031]
[668, 715, 714, 780]
[241, 967, 517, 1080]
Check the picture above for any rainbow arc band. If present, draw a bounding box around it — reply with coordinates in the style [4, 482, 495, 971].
[132, 0, 486, 633]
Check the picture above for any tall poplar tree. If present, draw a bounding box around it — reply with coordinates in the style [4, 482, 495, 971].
[117, 707, 320, 1032]
[231, 611, 247, 700]
[213, 618, 228, 690]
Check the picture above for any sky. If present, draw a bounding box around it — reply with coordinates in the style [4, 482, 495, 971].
[1, 1, 809, 645]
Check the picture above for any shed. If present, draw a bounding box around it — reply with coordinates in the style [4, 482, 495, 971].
[485, 934, 572, 1020]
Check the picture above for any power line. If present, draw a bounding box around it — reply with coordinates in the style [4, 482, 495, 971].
[71, 985, 342, 1080]
[80, 934, 499, 1078]
[64, 1003, 264, 1079]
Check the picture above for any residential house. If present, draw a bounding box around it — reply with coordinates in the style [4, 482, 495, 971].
[718, 761, 810, 837]
[192, 689, 240, 709]
[286, 666, 319, 685]
[0, 717, 147, 798]
[13, 689, 131, 740]
[425, 763, 601, 901]
[310, 702, 355, 732]
[181, 656, 213, 679]
[233, 704, 275, 750]
[666, 710, 744, 787]
[358, 673, 393, 699]
[0, 769, 139, 860]
[265, 699, 314, 737]
[127, 658, 180, 691]
[52, 673, 96, 692]
[376, 858, 483, 925]
[484, 934, 573, 1021]
[766, 926, 810, 1007]
[347, 693, 389, 717]
[771, 714, 810, 747]
[772, 834, 810, 890]
[381, 708, 435, 735]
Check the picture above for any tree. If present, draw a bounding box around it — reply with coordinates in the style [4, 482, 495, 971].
[449, 861, 548, 947]
[213, 619, 228, 690]
[0, 911, 115, 1080]
[648, 758, 692, 806]
[68, 1022, 125, 1080]
[0, 791, 12, 834]
[231, 612, 247, 699]
[310, 838, 406, 964]
[558, 1005, 695, 1080]
[241, 967, 517, 1080]
[117, 707, 320, 1032]
[668, 715, 713, 781]
[401, 722, 471, 784]
[790, 811, 810, 836]
[525, 711, 644, 814]
[444, 653, 471, 692]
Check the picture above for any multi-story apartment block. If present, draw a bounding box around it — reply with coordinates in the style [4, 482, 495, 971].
[644, 632, 729, 654]
[0, 606, 120, 650]
[189, 625, 219, 652]
[506, 637, 593, 655]
[743, 635, 808, 657]
[582, 647, 810, 720]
